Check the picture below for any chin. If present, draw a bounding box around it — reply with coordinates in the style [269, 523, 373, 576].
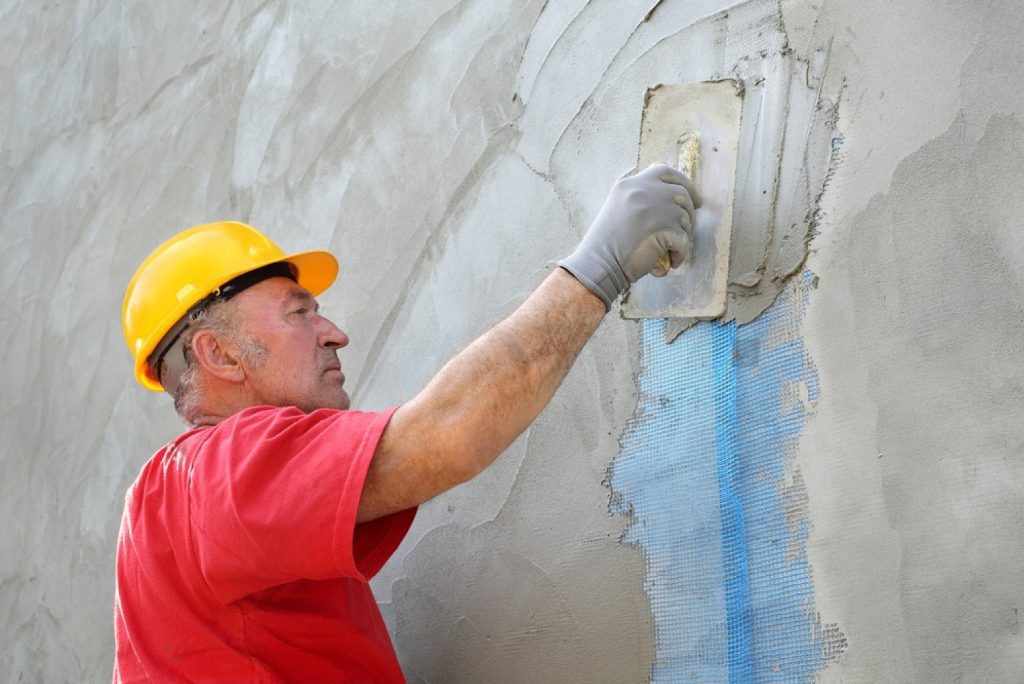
[296, 386, 350, 413]
[336, 393, 351, 411]
[322, 390, 351, 412]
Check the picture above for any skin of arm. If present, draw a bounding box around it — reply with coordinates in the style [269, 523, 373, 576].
[358, 267, 605, 522]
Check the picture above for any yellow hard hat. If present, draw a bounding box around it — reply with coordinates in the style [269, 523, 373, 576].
[122, 221, 338, 392]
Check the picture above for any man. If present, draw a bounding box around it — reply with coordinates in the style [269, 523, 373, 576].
[114, 163, 699, 682]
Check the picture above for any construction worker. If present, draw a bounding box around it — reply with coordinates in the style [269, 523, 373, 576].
[114, 163, 699, 682]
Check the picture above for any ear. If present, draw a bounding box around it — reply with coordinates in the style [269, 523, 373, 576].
[189, 330, 246, 384]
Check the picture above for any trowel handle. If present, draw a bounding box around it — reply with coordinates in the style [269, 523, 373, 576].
[651, 132, 700, 277]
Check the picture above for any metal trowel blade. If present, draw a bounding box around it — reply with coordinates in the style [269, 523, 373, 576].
[621, 80, 742, 320]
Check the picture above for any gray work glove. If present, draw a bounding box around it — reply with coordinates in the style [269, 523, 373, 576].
[558, 163, 700, 310]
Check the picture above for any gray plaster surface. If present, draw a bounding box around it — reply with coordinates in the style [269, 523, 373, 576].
[2, 0, 1024, 682]
[800, 2, 1024, 679]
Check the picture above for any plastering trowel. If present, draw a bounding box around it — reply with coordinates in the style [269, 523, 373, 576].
[621, 80, 743, 320]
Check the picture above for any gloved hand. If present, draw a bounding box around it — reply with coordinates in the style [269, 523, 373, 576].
[558, 163, 700, 310]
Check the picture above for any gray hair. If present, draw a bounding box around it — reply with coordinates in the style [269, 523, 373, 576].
[162, 297, 268, 424]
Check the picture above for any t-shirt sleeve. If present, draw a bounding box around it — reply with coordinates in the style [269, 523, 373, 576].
[187, 405, 414, 604]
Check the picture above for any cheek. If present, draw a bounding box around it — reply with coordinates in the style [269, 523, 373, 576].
[253, 325, 321, 376]
[238, 338, 270, 368]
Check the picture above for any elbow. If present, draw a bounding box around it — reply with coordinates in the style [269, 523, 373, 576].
[440, 437, 506, 488]
[450, 446, 495, 486]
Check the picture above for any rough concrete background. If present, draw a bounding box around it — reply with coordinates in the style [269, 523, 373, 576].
[2, 1, 1023, 682]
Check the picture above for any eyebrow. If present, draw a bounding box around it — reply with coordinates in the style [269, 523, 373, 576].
[284, 287, 320, 312]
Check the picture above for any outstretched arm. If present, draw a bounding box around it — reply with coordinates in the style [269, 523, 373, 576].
[360, 268, 603, 522]
[358, 164, 699, 522]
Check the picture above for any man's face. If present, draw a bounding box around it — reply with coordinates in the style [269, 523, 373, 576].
[229, 276, 351, 412]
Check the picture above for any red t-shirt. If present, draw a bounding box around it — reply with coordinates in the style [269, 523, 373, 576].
[113, 405, 415, 683]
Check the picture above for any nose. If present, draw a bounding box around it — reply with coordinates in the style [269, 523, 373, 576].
[317, 314, 349, 350]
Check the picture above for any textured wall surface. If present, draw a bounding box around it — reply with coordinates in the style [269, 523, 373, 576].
[2, 1, 1023, 682]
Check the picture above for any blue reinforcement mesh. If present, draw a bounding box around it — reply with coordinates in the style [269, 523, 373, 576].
[611, 272, 829, 683]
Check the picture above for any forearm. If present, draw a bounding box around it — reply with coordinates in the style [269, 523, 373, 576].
[414, 267, 605, 468]
[359, 164, 696, 522]
[360, 268, 605, 521]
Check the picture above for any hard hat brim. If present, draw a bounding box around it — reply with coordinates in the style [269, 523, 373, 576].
[282, 249, 339, 299]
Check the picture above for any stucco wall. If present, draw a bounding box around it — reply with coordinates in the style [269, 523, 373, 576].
[2, 1, 1022, 682]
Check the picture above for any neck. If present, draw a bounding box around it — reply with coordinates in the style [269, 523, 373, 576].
[189, 412, 228, 428]
[181, 381, 257, 427]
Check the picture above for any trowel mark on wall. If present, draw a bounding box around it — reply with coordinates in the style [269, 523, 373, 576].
[657, 46, 840, 341]
[611, 271, 845, 682]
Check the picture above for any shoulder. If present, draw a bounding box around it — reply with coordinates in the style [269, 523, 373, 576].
[134, 425, 210, 479]
[192, 405, 399, 464]
[213, 405, 397, 439]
